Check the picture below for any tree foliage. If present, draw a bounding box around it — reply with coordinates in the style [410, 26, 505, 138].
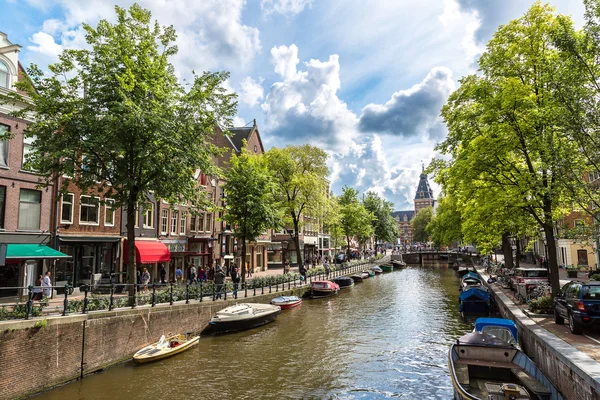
[2, 4, 237, 294]
[265, 145, 329, 266]
[433, 2, 584, 296]
[223, 144, 281, 281]
[411, 207, 433, 243]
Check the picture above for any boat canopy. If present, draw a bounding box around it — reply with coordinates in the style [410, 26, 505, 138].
[457, 332, 514, 348]
[462, 272, 480, 281]
[475, 318, 518, 344]
[459, 287, 490, 302]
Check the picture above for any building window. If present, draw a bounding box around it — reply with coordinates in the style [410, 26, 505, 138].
[161, 209, 168, 235]
[0, 185, 5, 229]
[171, 210, 178, 235]
[105, 199, 115, 226]
[60, 193, 74, 224]
[0, 124, 8, 168]
[143, 203, 154, 228]
[180, 212, 186, 235]
[205, 213, 212, 232]
[198, 213, 205, 232]
[18, 189, 41, 230]
[80, 196, 100, 225]
[190, 214, 196, 232]
[22, 135, 36, 170]
[0, 61, 8, 88]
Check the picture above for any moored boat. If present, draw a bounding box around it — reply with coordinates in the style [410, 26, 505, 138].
[270, 295, 302, 309]
[202, 303, 281, 334]
[459, 287, 491, 317]
[381, 264, 393, 272]
[310, 280, 340, 298]
[448, 332, 560, 400]
[133, 333, 199, 363]
[371, 266, 383, 274]
[333, 276, 355, 289]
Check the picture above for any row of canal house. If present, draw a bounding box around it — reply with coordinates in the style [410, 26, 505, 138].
[0, 32, 332, 299]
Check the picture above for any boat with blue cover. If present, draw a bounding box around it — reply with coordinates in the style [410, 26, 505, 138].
[449, 331, 562, 399]
[459, 287, 491, 317]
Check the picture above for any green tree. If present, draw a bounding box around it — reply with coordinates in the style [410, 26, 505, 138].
[265, 145, 329, 266]
[339, 187, 373, 258]
[363, 191, 399, 249]
[426, 195, 461, 249]
[411, 207, 433, 243]
[3, 4, 236, 300]
[434, 2, 583, 295]
[223, 144, 281, 282]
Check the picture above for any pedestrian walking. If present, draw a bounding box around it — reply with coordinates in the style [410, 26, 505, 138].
[175, 266, 183, 285]
[42, 271, 52, 298]
[214, 267, 225, 299]
[141, 268, 150, 293]
[33, 275, 43, 300]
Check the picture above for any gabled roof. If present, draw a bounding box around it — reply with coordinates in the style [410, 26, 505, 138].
[391, 210, 415, 221]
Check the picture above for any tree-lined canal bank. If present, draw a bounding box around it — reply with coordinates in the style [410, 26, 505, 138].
[34, 264, 470, 399]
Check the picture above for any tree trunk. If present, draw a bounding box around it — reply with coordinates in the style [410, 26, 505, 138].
[292, 215, 302, 267]
[544, 222, 560, 298]
[501, 232, 513, 269]
[241, 238, 247, 284]
[515, 238, 521, 268]
[127, 198, 137, 307]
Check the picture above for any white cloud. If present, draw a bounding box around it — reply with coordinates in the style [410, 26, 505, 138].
[238, 77, 264, 107]
[27, 32, 63, 59]
[261, 0, 312, 16]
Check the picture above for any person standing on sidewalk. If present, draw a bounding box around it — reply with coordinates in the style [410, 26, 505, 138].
[214, 266, 225, 299]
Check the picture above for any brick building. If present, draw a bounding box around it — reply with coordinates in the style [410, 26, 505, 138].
[393, 166, 435, 247]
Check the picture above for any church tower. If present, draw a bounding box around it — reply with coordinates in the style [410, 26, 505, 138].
[414, 164, 434, 213]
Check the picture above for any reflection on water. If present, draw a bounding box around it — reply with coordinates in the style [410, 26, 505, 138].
[36, 264, 471, 399]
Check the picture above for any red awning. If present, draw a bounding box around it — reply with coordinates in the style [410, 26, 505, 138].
[123, 240, 171, 264]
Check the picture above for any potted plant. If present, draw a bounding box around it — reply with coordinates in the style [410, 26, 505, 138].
[566, 264, 579, 278]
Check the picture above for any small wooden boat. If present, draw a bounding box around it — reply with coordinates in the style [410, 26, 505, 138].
[391, 260, 406, 269]
[381, 264, 393, 272]
[271, 295, 302, 309]
[370, 266, 383, 274]
[333, 276, 354, 289]
[310, 280, 340, 298]
[202, 303, 281, 334]
[363, 270, 375, 277]
[350, 274, 364, 283]
[449, 332, 560, 399]
[133, 333, 199, 363]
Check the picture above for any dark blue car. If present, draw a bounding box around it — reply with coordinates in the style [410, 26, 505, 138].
[554, 281, 600, 334]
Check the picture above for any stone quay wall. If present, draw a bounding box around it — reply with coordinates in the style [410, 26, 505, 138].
[0, 286, 308, 400]
[478, 268, 600, 400]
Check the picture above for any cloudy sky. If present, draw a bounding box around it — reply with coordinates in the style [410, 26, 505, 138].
[2, 0, 587, 211]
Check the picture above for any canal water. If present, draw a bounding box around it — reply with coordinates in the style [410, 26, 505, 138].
[36, 264, 471, 399]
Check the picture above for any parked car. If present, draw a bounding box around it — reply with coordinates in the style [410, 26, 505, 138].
[510, 267, 549, 301]
[335, 253, 345, 264]
[554, 281, 600, 334]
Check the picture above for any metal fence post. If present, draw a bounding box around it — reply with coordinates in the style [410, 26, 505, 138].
[109, 284, 115, 311]
[26, 285, 33, 320]
[152, 284, 156, 307]
[185, 283, 190, 304]
[62, 284, 70, 316]
[82, 285, 89, 314]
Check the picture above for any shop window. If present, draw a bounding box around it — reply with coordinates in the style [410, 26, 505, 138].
[143, 203, 154, 228]
[0, 124, 8, 168]
[105, 199, 115, 226]
[18, 189, 41, 230]
[161, 209, 168, 234]
[0, 185, 5, 229]
[61, 193, 74, 224]
[180, 212, 186, 235]
[171, 210, 178, 235]
[80, 195, 100, 225]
